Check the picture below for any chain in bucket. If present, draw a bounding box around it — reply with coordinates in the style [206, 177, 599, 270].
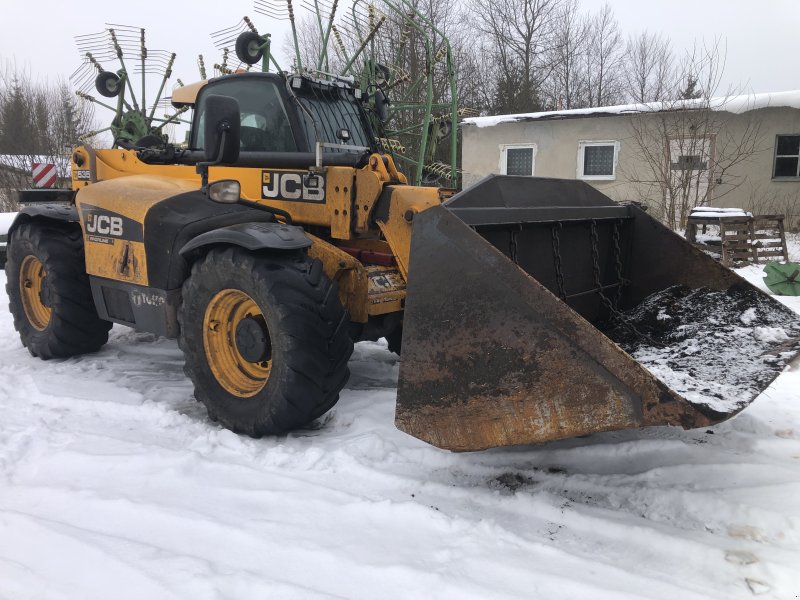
[509, 224, 522, 265]
[612, 220, 626, 307]
[550, 222, 567, 300]
[590, 219, 662, 346]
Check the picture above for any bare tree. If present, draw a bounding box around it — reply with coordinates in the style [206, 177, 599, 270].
[745, 182, 800, 230]
[624, 30, 675, 103]
[621, 40, 768, 229]
[583, 3, 624, 107]
[283, 15, 333, 73]
[545, 0, 589, 110]
[467, 0, 560, 113]
[0, 63, 96, 210]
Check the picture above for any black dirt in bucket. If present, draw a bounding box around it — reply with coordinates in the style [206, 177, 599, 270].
[603, 285, 800, 414]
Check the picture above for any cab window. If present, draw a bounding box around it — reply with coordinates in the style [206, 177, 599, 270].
[194, 78, 298, 152]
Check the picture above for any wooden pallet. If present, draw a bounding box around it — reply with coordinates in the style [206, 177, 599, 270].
[750, 215, 789, 264]
[718, 218, 755, 267]
[687, 213, 789, 267]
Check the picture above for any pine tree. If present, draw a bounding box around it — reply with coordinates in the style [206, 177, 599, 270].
[0, 79, 33, 153]
[679, 75, 702, 100]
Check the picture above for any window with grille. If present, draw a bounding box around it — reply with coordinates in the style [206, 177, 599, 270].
[773, 135, 800, 178]
[577, 141, 618, 180]
[500, 144, 536, 176]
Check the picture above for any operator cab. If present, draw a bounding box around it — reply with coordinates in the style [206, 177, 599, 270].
[191, 72, 377, 157]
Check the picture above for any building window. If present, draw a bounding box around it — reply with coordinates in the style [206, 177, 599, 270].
[671, 155, 708, 171]
[500, 144, 536, 176]
[577, 141, 618, 180]
[774, 135, 800, 178]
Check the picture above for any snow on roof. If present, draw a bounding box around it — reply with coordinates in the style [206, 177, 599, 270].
[0, 155, 70, 179]
[463, 90, 800, 128]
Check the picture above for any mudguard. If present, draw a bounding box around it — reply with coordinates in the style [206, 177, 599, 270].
[8, 202, 79, 235]
[179, 222, 312, 256]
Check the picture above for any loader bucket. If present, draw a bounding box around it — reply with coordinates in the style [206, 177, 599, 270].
[396, 176, 800, 451]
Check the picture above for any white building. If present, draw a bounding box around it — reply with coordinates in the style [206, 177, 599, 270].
[461, 91, 800, 228]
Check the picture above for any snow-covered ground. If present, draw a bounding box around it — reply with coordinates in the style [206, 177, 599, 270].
[0, 213, 17, 261]
[1, 262, 800, 599]
[0, 212, 17, 235]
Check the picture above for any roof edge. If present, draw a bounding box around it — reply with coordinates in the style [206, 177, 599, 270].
[463, 90, 800, 128]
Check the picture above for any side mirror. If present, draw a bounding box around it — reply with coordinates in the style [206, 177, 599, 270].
[203, 94, 241, 164]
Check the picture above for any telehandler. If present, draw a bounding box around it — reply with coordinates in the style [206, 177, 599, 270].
[6, 67, 799, 451]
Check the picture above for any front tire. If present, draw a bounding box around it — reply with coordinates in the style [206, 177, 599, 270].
[178, 247, 353, 435]
[6, 221, 112, 359]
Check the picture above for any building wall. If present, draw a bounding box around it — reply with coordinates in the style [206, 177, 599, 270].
[461, 106, 800, 228]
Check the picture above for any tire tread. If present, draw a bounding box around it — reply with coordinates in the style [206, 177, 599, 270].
[6, 221, 112, 359]
[178, 248, 353, 436]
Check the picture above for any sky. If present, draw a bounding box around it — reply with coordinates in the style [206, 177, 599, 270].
[581, 0, 799, 94]
[0, 0, 797, 107]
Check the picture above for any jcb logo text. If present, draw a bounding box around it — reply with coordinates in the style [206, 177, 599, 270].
[262, 171, 325, 203]
[86, 214, 123, 237]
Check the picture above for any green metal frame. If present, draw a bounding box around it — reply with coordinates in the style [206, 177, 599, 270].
[251, 0, 460, 187]
[76, 28, 185, 147]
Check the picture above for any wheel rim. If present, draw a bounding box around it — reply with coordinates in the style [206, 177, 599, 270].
[19, 255, 52, 331]
[247, 40, 261, 59]
[203, 289, 272, 398]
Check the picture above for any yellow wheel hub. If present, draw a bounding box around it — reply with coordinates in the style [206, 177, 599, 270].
[19, 255, 52, 331]
[203, 289, 272, 398]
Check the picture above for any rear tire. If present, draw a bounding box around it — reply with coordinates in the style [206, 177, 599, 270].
[178, 247, 353, 435]
[6, 221, 112, 359]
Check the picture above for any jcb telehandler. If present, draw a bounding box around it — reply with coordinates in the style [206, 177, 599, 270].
[6, 69, 799, 451]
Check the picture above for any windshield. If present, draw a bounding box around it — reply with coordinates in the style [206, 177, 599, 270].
[294, 85, 375, 152]
[194, 78, 298, 152]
